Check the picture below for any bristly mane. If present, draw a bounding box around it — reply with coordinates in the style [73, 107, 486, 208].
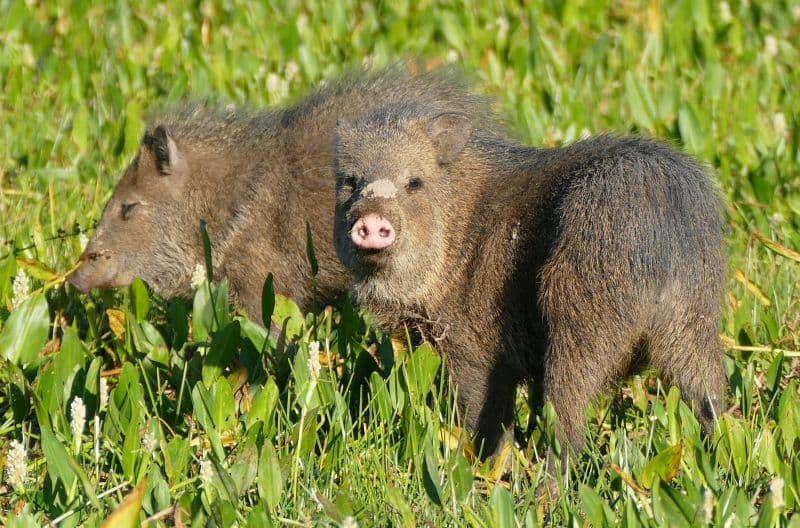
[145, 64, 507, 152]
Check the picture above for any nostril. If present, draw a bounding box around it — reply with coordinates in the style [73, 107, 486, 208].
[350, 213, 396, 250]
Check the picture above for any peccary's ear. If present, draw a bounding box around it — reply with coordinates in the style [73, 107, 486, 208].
[426, 112, 472, 164]
[142, 125, 183, 176]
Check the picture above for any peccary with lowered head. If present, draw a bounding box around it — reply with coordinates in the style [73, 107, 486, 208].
[69, 67, 492, 321]
[333, 102, 727, 460]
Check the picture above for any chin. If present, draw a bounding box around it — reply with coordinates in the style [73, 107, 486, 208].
[353, 248, 395, 271]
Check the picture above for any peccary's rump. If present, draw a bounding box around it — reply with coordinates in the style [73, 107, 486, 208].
[333, 103, 727, 458]
[69, 66, 491, 321]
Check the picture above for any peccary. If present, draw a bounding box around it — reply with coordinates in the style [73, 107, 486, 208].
[333, 103, 727, 460]
[69, 67, 492, 321]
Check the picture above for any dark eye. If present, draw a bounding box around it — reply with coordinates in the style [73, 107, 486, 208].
[406, 178, 423, 191]
[343, 176, 358, 189]
[121, 201, 140, 220]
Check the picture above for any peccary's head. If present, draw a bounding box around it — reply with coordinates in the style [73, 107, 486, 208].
[333, 108, 475, 306]
[69, 125, 199, 298]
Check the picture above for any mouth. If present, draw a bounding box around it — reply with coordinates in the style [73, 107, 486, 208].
[350, 243, 394, 268]
[68, 249, 125, 292]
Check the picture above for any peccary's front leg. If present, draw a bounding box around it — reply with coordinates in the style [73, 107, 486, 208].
[447, 354, 518, 460]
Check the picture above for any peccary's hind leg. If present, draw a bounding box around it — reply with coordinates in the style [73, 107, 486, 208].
[649, 314, 727, 437]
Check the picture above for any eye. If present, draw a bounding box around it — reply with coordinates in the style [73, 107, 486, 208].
[342, 175, 358, 189]
[121, 201, 140, 220]
[406, 178, 423, 191]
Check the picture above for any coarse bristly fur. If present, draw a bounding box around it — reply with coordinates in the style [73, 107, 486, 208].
[69, 65, 499, 321]
[333, 101, 727, 465]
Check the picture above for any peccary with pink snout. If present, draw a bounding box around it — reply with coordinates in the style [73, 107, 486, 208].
[68, 67, 493, 322]
[333, 102, 727, 461]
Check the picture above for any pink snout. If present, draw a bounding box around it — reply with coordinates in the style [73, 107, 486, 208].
[350, 213, 396, 250]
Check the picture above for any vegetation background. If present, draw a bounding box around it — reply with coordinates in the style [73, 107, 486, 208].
[1, 0, 799, 526]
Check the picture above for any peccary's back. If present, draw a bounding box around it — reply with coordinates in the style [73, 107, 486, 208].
[520, 135, 726, 326]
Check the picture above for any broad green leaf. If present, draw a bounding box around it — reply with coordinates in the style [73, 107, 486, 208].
[421, 438, 443, 507]
[641, 443, 683, 488]
[448, 449, 474, 503]
[580, 484, 614, 527]
[129, 277, 150, 321]
[106, 363, 145, 445]
[40, 427, 99, 506]
[719, 414, 749, 477]
[166, 299, 188, 349]
[258, 441, 283, 511]
[624, 497, 646, 527]
[386, 487, 415, 528]
[16, 257, 58, 281]
[209, 376, 236, 432]
[216, 500, 239, 527]
[272, 294, 304, 340]
[164, 437, 191, 485]
[292, 406, 320, 459]
[121, 405, 144, 482]
[654, 479, 695, 526]
[213, 278, 231, 329]
[754, 426, 781, 475]
[370, 372, 394, 423]
[40, 427, 78, 490]
[666, 386, 681, 444]
[229, 441, 259, 496]
[239, 316, 269, 351]
[147, 470, 171, 515]
[764, 352, 784, 394]
[129, 318, 168, 364]
[488, 484, 515, 528]
[202, 321, 240, 386]
[193, 280, 214, 341]
[405, 342, 441, 404]
[778, 380, 799, 455]
[56, 328, 88, 411]
[0, 293, 49, 371]
[190, 391, 222, 462]
[191, 383, 212, 432]
[247, 505, 274, 528]
[245, 378, 279, 429]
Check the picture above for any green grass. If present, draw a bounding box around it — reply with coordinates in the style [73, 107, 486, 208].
[1, 0, 799, 526]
